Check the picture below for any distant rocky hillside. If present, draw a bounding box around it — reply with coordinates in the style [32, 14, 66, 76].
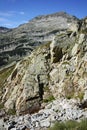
[0, 27, 10, 33]
[0, 12, 87, 130]
[0, 12, 79, 67]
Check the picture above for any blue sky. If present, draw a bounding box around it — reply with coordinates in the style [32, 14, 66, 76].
[0, 0, 87, 28]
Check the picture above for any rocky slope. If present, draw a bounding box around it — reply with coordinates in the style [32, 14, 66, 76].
[0, 12, 79, 66]
[0, 13, 87, 130]
[0, 27, 10, 33]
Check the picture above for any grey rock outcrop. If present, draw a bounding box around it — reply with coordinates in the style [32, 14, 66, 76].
[0, 12, 87, 130]
[2, 43, 51, 115]
[2, 98, 87, 130]
[2, 19, 87, 115]
[0, 12, 78, 66]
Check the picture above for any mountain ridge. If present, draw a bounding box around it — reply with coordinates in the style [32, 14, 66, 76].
[0, 12, 79, 67]
[0, 12, 87, 130]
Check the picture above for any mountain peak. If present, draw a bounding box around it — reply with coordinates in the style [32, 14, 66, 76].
[30, 11, 78, 22]
[0, 12, 79, 67]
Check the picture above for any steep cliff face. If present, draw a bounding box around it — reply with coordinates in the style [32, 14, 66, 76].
[0, 12, 79, 66]
[1, 17, 87, 116]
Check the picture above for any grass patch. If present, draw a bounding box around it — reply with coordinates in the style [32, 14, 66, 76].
[43, 86, 55, 103]
[0, 65, 15, 91]
[62, 61, 70, 65]
[0, 103, 4, 109]
[44, 86, 50, 92]
[43, 95, 55, 103]
[77, 92, 84, 101]
[78, 119, 87, 130]
[8, 109, 16, 115]
[64, 81, 75, 99]
[49, 119, 87, 130]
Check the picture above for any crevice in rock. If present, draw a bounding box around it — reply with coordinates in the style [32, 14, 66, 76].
[37, 75, 44, 100]
[26, 96, 39, 102]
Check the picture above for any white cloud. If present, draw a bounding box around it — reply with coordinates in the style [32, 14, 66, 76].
[0, 17, 8, 22]
[19, 12, 25, 15]
[0, 17, 14, 27]
[0, 11, 25, 17]
[3, 23, 13, 27]
[0, 12, 12, 17]
[0, 11, 26, 28]
[22, 20, 28, 23]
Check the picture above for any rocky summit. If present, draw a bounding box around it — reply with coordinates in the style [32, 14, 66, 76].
[0, 12, 78, 67]
[0, 12, 87, 130]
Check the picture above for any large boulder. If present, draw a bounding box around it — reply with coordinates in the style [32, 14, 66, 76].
[2, 44, 51, 115]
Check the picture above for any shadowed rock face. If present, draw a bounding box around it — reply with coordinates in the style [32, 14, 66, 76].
[0, 12, 79, 66]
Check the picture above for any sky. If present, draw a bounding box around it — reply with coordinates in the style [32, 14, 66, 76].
[0, 0, 87, 28]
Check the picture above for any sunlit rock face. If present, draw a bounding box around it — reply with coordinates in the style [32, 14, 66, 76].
[0, 12, 79, 66]
[1, 15, 87, 115]
[0, 12, 87, 130]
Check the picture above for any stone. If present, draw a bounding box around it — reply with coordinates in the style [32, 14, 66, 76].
[0, 12, 78, 67]
[40, 119, 50, 128]
[71, 44, 79, 56]
[0, 119, 4, 127]
[0, 110, 5, 118]
[0, 11, 87, 130]
[79, 33, 85, 44]
[50, 37, 63, 63]
[68, 22, 79, 33]
[84, 90, 87, 100]
[50, 69, 59, 83]
[10, 128, 17, 130]
[3, 44, 50, 114]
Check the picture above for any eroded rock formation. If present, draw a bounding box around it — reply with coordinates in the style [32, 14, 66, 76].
[0, 12, 87, 130]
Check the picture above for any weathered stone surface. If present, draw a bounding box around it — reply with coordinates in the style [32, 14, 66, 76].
[0, 12, 78, 66]
[2, 98, 87, 130]
[0, 12, 87, 130]
[2, 18, 87, 115]
[84, 90, 87, 100]
[2, 44, 50, 115]
[50, 37, 63, 63]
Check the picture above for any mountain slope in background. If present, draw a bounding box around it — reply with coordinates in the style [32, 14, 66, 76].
[0, 12, 79, 67]
[0, 27, 10, 33]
